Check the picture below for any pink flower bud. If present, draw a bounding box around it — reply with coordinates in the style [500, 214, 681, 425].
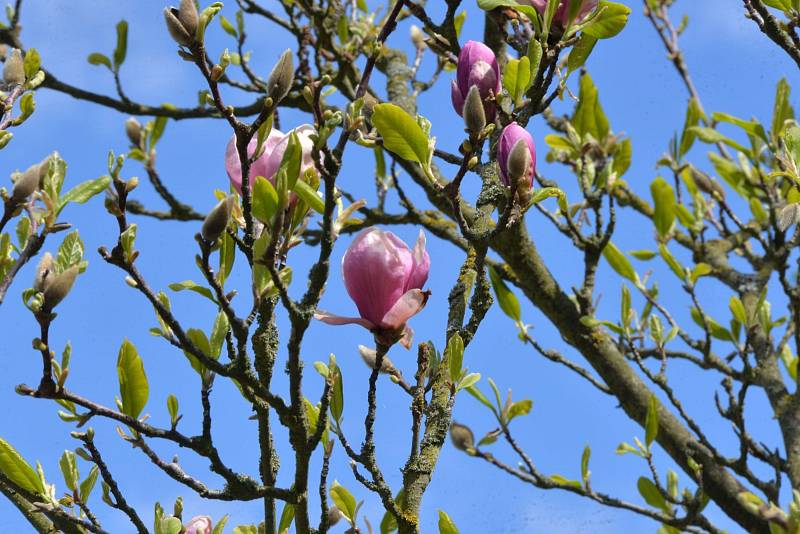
[315, 228, 430, 348]
[451, 41, 501, 123]
[497, 123, 536, 188]
[522, 0, 599, 28]
[184, 515, 213, 534]
[261, 124, 316, 184]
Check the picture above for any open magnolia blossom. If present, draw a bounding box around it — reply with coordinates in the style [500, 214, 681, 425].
[183, 515, 213, 534]
[315, 227, 431, 348]
[522, 0, 599, 27]
[224, 124, 316, 194]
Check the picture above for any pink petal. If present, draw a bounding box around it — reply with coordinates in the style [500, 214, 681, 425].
[262, 125, 317, 183]
[379, 289, 429, 331]
[451, 79, 464, 116]
[225, 130, 284, 194]
[314, 310, 375, 330]
[406, 230, 430, 291]
[399, 325, 414, 349]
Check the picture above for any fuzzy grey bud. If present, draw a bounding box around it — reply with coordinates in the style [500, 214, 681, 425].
[326, 506, 342, 527]
[12, 165, 39, 201]
[37, 155, 52, 187]
[125, 118, 142, 146]
[358, 345, 395, 374]
[3, 48, 24, 86]
[410, 25, 427, 50]
[267, 49, 294, 105]
[449, 422, 475, 453]
[462, 86, 486, 136]
[33, 253, 55, 292]
[43, 266, 79, 311]
[178, 0, 199, 37]
[201, 195, 234, 242]
[507, 139, 532, 183]
[164, 7, 193, 47]
[690, 167, 725, 199]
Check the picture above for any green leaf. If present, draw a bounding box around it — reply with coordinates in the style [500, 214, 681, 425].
[466, 385, 495, 413]
[114, 20, 128, 68]
[567, 34, 597, 74]
[59, 450, 78, 491]
[437, 510, 459, 534]
[211, 516, 229, 534]
[637, 477, 669, 512]
[528, 39, 543, 80]
[278, 504, 294, 533]
[88, 53, 112, 69]
[772, 78, 795, 142]
[679, 98, 703, 157]
[687, 126, 749, 154]
[331, 365, 344, 423]
[57, 176, 110, 214]
[167, 394, 179, 426]
[630, 249, 657, 261]
[602, 241, 637, 282]
[488, 266, 521, 323]
[612, 138, 632, 177]
[712, 112, 768, 143]
[168, 280, 217, 304]
[292, 179, 324, 214]
[572, 72, 609, 141]
[252, 176, 279, 223]
[117, 339, 148, 419]
[690, 307, 732, 341]
[659, 244, 685, 281]
[507, 399, 532, 421]
[582, 1, 631, 39]
[150, 116, 168, 147]
[454, 11, 466, 37]
[210, 311, 229, 358]
[476, 0, 539, 18]
[446, 333, 464, 383]
[184, 329, 213, 375]
[219, 15, 238, 37]
[581, 445, 591, 484]
[23, 48, 40, 79]
[0, 438, 45, 496]
[650, 177, 676, 238]
[79, 466, 99, 502]
[645, 395, 659, 446]
[56, 231, 85, 272]
[729, 296, 748, 327]
[503, 56, 531, 106]
[330, 481, 357, 522]
[372, 103, 430, 164]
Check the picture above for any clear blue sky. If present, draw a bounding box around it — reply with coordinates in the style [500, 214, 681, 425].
[0, 1, 796, 532]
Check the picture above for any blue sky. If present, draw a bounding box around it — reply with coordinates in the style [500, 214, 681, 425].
[0, 1, 797, 532]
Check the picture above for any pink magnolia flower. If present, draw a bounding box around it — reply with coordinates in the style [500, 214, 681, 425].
[184, 516, 213, 534]
[224, 125, 317, 194]
[315, 227, 431, 348]
[522, 0, 599, 28]
[451, 40, 501, 123]
[497, 122, 536, 188]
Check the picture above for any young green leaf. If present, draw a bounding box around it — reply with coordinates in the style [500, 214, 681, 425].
[371, 103, 430, 164]
[602, 241, 637, 282]
[488, 266, 521, 323]
[0, 438, 45, 496]
[645, 395, 659, 446]
[437, 510, 460, 534]
[117, 339, 149, 420]
[582, 1, 631, 39]
[330, 481, 357, 522]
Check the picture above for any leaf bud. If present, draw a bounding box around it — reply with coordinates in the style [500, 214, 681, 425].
[210, 64, 224, 81]
[410, 25, 427, 50]
[449, 422, 475, 453]
[11, 164, 40, 201]
[43, 265, 79, 311]
[327, 506, 342, 527]
[201, 195, 234, 243]
[266, 49, 294, 105]
[358, 345, 396, 374]
[125, 117, 142, 146]
[462, 86, 486, 136]
[3, 48, 24, 86]
[125, 176, 139, 193]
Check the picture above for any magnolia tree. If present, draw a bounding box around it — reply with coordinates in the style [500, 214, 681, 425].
[0, 0, 799, 532]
